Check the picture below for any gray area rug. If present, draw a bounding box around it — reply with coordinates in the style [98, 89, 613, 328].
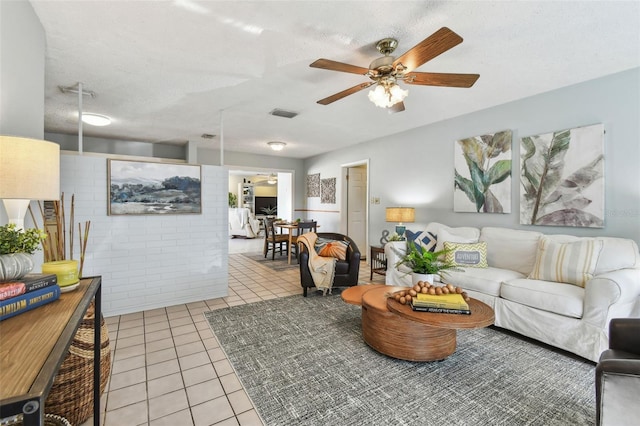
[241, 251, 298, 272]
[205, 294, 596, 426]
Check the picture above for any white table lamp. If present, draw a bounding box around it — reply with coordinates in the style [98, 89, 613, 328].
[0, 136, 60, 229]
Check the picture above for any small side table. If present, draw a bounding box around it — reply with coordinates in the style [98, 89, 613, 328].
[370, 245, 387, 280]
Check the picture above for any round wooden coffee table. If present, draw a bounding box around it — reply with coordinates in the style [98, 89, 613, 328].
[341, 284, 406, 305]
[359, 286, 494, 361]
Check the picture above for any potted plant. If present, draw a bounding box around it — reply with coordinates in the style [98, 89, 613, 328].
[0, 223, 46, 282]
[260, 205, 277, 217]
[395, 242, 461, 285]
[228, 192, 238, 208]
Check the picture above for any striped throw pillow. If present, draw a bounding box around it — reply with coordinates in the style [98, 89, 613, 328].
[444, 241, 488, 268]
[529, 237, 603, 287]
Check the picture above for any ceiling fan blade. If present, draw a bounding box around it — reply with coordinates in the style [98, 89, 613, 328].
[404, 72, 479, 88]
[393, 27, 463, 73]
[389, 102, 405, 113]
[317, 82, 375, 105]
[310, 59, 370, 75]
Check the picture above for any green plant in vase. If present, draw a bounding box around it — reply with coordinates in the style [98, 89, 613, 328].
[0, 224, 46, 255]
[0, 223, 46, 281]
[228, 192, 238, 208]
[260, 205, 277, 216]
[395, 242, 461, 285]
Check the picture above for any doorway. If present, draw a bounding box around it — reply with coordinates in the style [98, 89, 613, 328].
[228, 168, 294, 221]
[341, 161, 368, 260]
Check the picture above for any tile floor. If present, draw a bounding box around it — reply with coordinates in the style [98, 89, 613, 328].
[81, 238, 386, 426]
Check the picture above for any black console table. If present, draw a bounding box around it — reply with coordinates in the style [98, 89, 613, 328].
[0, 276, 102, 426]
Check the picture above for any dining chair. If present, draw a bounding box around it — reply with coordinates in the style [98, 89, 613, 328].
[291, 221, 317, 262]
[263, 218, 289, 260]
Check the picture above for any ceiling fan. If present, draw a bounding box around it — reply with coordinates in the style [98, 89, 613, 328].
[309, 27, 479, 112]
[252, 174, 278, 185]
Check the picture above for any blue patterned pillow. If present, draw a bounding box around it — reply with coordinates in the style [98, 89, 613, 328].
[405, 230, 437, 253]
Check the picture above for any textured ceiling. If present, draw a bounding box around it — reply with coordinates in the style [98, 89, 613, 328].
[30, 1, 640, 159]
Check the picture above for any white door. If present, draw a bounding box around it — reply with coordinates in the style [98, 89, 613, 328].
[347, 166, 367, 258]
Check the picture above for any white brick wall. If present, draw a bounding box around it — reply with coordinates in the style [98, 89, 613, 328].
[57, 155, 228, 316]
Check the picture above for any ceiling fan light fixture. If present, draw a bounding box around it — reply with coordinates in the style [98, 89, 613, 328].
[82, 113, 111, 126]
[368, 83, 408, 108]
[267, 141, 286, 151]
[267, 173, 277, 184]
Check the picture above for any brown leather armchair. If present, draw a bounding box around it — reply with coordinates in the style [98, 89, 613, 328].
[596, 318, 640, 426]
[299, 232, 360, 297]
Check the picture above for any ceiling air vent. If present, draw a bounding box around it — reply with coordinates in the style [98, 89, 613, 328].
[201, 133, 216, 139]
[269, 109, 298, 119]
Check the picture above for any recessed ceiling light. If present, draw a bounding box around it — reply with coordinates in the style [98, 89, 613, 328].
[267, 141, 286, 151]
[82, 113, 111, 126]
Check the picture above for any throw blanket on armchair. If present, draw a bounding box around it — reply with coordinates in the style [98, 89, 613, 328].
[298, 233, 336, 295]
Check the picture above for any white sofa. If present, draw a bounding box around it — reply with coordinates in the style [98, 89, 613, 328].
[229, 208, 261, 238]
[384, 222, 640, 362]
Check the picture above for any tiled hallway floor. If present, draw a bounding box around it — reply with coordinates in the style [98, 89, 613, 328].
[84, 240, 385, 426]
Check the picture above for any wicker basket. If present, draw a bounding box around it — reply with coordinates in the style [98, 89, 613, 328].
[44, 301, 111, 425]
[0, 413, 71, 426]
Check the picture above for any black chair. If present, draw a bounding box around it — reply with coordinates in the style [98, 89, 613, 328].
[291, 221, 317, 262]
[263, 218, 289, 260]
[298, 232, 360, 297]
[596, 318, 640, 426]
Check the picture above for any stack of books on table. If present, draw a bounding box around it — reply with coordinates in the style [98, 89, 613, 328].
[411, 293, 471, 315]
[0, 274, 61, 321]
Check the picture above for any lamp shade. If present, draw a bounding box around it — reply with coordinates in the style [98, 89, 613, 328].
[385, 207, 415, 223]
[0, 136, 60, 200]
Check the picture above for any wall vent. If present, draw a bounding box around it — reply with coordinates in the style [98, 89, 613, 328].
[269, 109, 298, 119]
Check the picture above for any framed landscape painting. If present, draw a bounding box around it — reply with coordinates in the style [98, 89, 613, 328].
[520, 123, 604, 228]
[108, 160, 202, 215]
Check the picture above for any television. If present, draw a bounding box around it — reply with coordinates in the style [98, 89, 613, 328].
[255, 196, 277, 215]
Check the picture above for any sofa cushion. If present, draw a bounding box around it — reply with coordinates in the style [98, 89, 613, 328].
[405, 229, 437, 252]
[594, 237, 640, 274]
[480, 227, 542, 275]
[434, 227, 480, 253]
[529, 237, 603, 287]
[543, 234, 640, 275]
[501, 278, 584, 318]
[444, 241, 488, 268]
[441, 267, 524, 297]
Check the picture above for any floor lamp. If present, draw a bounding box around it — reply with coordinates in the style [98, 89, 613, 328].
[0, 136, 60, 229]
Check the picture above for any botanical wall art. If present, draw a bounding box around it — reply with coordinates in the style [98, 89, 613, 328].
[454, 129, 513, 213]
[321, 177, 336, 204]
[108, 159, 202, 215]
[520, 123, 604, 228]
[307, 173, 320, 197]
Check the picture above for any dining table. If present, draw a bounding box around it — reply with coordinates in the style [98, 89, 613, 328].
[275, 222, 319, 264]
[274, 222, 300, 265]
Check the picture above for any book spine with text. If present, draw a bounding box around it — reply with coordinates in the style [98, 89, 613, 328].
[411, 304, 471, 315]
[0, 284, 61, 321]
[0, 274, 57, 301]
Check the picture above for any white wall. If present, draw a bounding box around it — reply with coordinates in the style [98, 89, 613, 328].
[304, 68, 640, 246]
[54, 154, 228, 316]
[0, 0, 44, 139]
[45, 133, 185, 160]
[0, 0, 45, 227]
